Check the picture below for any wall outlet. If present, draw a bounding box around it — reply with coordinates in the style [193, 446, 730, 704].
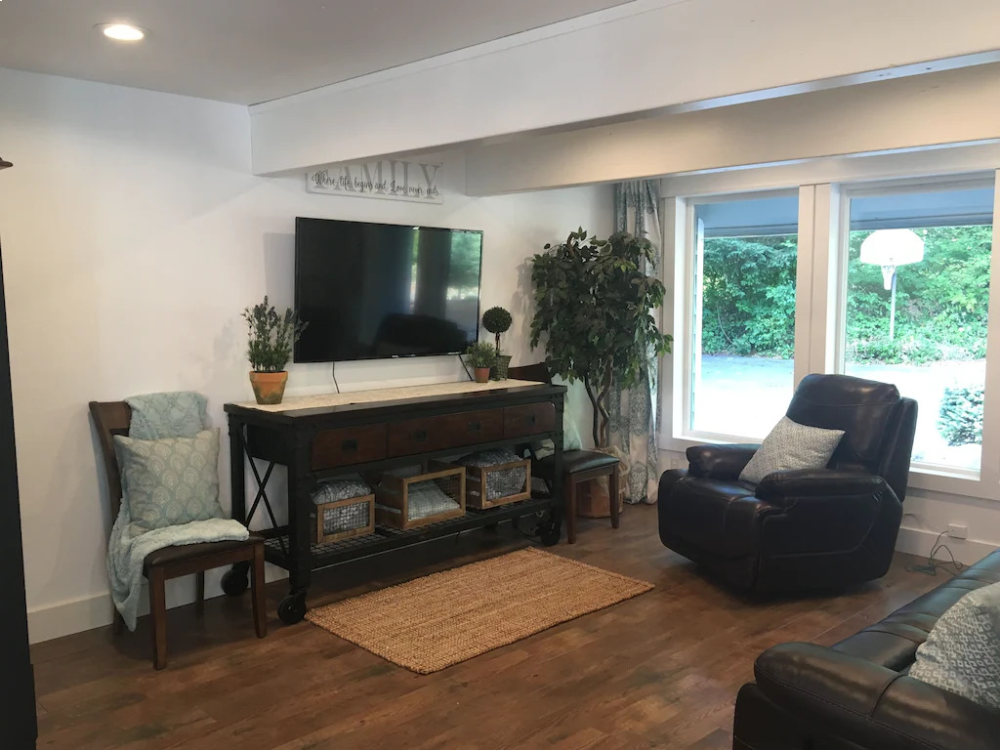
[947, 524, 969, 540]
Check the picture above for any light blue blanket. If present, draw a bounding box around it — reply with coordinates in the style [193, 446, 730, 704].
[107, 501, 249, 631]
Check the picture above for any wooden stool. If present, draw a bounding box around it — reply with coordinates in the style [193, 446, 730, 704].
[535, 450, 620, 544]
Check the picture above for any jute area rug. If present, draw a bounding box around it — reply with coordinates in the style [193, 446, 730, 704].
[305, 547, 654, 674]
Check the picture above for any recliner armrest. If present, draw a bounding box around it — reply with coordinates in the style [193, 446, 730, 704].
[754, 643, 1000, 750]
[755, 468, 884, 503]
[686, 443, 760, 480]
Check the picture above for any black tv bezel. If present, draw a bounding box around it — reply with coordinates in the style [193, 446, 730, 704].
[293, 216, 484, 364]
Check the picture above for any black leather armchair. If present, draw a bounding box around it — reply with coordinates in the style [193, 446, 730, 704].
[658, 374, 917, 593]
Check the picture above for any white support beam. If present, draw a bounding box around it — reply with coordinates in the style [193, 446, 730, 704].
[465, 63, 1000, 195]
[250, 0, 1000, 176]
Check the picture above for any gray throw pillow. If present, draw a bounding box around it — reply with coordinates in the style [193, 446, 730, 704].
[910, 581, 1000, 710]
[739, 416, 845, 485]
[114, 429, 222, 532]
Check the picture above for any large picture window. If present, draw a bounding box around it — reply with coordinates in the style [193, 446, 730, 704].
[684, 194, 799, 440]
[665, 163, 1000, 499]
[840, 184, 995, 476]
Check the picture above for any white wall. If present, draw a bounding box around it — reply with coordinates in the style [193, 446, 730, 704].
[0, 67, 611, 642]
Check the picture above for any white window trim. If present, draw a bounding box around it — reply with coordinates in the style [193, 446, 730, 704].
[659, 151, 1000, 503]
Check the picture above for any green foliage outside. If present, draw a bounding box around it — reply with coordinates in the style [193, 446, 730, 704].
[938, 385, 984, 447]
[701, 225, 993, 364]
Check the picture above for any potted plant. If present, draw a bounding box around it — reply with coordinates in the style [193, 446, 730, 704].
[465, 341, 497, 384]
[482, 306, 513, 380]
[530, 229, 672, 447]
[242, 296, 308, 405]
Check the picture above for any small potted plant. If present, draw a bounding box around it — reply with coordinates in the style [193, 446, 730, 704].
[465, 341, 497, 384]
[482, 306, 513, 380]
[243, 296, 308, 405]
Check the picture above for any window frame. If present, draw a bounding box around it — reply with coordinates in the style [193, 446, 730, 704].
[833, 174, 1000, 496]
[660, 151, 1000, 502]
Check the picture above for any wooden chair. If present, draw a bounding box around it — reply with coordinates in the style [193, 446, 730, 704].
[89, 401, 267, 669]
[508, 364, 621, 544]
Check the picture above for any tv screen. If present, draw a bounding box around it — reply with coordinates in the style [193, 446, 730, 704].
[294, 218, 483, 362]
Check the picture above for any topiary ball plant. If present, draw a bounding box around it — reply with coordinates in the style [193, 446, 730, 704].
[482, 306, 513, 355]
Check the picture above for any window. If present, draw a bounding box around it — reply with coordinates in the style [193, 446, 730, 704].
[839, 183, 995, 476]
[683, 194, 799, 440]
[665, 161, 1000, 497]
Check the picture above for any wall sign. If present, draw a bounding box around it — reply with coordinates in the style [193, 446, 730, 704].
[306, 160, 443, 204]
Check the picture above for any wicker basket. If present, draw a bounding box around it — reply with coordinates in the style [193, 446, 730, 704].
[313, 493, 375, 543]
[375, 466, 466, 530]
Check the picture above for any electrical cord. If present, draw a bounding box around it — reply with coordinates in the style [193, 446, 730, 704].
[907, 529, 966, 576]
[331, 361, 341, 394]
[459, 353, 475, 382]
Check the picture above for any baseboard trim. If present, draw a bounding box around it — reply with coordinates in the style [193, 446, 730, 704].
[29, 567, 287, 644]
[896, 525, 999, 567]
[28, 593, 115, 644]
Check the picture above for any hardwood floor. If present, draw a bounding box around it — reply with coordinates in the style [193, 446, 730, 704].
[33, 505, 942, 750]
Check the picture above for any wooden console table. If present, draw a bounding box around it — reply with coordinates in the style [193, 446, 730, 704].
[224, 380, 566, 624]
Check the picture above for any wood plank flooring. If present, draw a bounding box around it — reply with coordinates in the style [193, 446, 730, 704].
[32, 505, 942, 750]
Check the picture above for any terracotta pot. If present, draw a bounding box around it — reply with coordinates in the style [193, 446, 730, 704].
[474, 367, 491, 384]
[249, 371, 288, 405]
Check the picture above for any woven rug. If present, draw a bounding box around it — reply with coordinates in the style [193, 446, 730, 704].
[305, 547, 654, 674]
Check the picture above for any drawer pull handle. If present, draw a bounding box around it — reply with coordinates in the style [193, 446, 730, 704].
[468, 421, 482, 432]
[413, 430, 428, 443]
[527, 415, 537, 425]
[341, 439, 358, 453]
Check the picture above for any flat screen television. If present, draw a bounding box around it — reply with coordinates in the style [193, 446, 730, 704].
[294, 217, 483, 362]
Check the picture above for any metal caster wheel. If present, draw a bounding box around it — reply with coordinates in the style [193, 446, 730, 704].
[278, 592, 307, 625]
[221, 566, 249, 597]
[538, 521, 561, 547]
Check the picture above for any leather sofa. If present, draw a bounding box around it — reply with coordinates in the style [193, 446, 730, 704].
[733, 549, 1000, 750]
[658, 374, 917, 592]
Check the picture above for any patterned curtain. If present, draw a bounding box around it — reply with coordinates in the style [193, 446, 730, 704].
[608, 181, 662, 504]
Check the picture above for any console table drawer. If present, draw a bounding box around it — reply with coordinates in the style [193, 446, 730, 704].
[311, 424, 387, 470]
[504, 402, 556, 438]
[387, 409, 504, 457]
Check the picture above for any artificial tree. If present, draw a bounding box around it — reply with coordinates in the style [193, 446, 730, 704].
[482, 306, 513, 379]
[530, 229, 672, 446]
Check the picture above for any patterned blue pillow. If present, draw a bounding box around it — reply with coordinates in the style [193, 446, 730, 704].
[910, 581, 1000, 710]
[126, 391, 207, 440]
[114, 429, 222, 532]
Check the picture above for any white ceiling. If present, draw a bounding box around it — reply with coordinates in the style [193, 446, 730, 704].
[0, 0, 636, 105]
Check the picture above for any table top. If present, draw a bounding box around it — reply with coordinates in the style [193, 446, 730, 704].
[225, 379, 564, 422]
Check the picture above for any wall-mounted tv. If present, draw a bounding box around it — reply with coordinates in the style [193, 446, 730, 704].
[294, 217, 483, 363]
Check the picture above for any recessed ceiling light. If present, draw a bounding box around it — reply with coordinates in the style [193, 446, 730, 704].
[97, 23, 147, 42]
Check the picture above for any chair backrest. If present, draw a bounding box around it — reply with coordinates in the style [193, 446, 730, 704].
[786, 374, 918, 500]
[88, 401, 131, 521]
[507, 363, 552, 385]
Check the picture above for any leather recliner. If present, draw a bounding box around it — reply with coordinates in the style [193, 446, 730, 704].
[658, 374, 917, 593]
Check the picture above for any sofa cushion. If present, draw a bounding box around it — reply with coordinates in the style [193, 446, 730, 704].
[739, 416, 845, 485]
[909, 580, 1000, 710]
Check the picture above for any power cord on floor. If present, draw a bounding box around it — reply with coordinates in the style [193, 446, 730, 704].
[906, 529, 966, 576]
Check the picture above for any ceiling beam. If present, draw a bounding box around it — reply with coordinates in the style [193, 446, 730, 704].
[465, 63, 1000, 195]
[249, 0, 1000, 176]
